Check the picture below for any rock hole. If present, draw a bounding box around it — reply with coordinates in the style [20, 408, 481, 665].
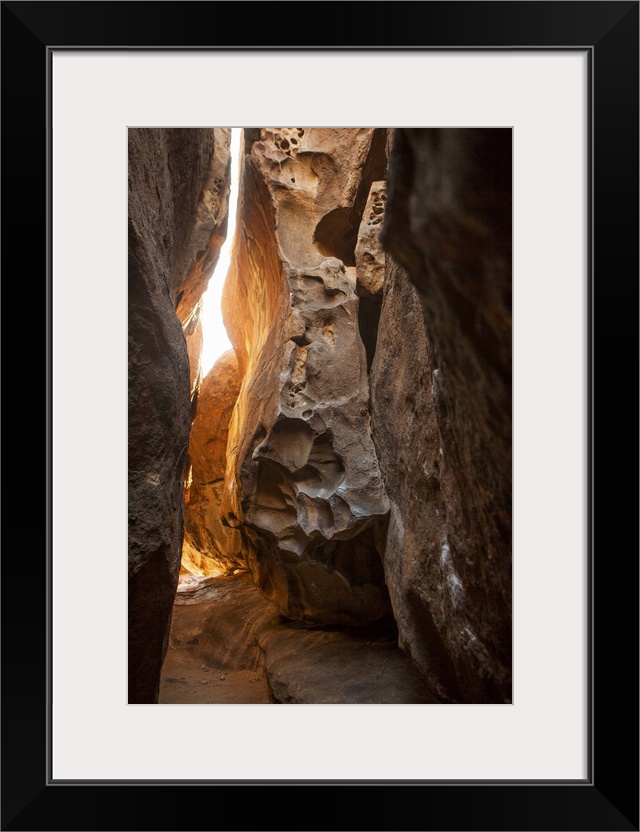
[313, 207, 358, 266]
[290, 332, 311, 347]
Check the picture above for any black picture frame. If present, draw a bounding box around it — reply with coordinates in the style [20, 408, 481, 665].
[2, 2, 638, 830]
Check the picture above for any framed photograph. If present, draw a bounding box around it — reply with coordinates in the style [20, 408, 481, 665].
[3, 2, 637, 830]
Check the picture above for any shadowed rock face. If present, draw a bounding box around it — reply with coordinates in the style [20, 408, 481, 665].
[182, 350, 243, 576]
[130, 126, 511, 704]
[184, 302, 204, 402]
[128, 128, 231, 703]
[355, 180, 387, 370]
[372, 128, 512, 702]
[221, 128, 391, 625]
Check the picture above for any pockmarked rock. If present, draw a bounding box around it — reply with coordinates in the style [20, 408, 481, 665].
[221, 128, 391, 625]
[355, 180, 387, 299]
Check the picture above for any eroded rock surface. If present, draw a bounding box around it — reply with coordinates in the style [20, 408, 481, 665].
[184, 302, 204, 402]
[182, 349, 244, 576]
[221, 128, 391, 626]
[174, 128, 232, 325]
[355, 180, 387, 298]
[371, 128, 512, 702]
[128, 128, 231, 703]
[355, 180, 387, 370]
[159, 573, 437, 704]
[135, 126, 511, 706]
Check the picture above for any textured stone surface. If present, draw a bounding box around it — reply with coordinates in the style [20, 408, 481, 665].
[183, 302, 203, 403]
[371, 258, 456, 700]
[371, 128, 512, 703]
[355, 180, 387, 370]
[182, 349, 244, 576]
[221, 128, 391, 626]
[128, 128, 231, 703]
[159, 573, 438, 704]
[137, 127, 511, 706]
[355, 180, 387, 298]
[174, 128, 232, 325]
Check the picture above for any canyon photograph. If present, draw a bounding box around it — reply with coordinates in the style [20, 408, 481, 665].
[128, 127, 512, 706]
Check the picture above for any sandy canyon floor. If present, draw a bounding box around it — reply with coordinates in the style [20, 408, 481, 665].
[159, 572, 437, 705]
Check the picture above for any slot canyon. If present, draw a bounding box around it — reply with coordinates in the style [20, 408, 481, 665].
[128, 127, 512, 705]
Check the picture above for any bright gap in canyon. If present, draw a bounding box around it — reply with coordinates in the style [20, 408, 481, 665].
[199, 127, 240, 376]
[128, 127, 513, 705]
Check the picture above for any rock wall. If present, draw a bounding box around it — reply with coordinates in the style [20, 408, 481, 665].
[183, 302, 204, 403]
[221, 128, 391, 626]
[371, 128, 512, 702]
[129, 126, 511, 704]
[128, 128, 231, 703]
[182, 349, 244, 575]
[354, 180, 386, 369]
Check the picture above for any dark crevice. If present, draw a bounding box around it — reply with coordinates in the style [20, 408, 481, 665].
[358, 294, 382, 372]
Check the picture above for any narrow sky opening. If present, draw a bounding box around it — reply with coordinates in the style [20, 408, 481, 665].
[199, 128, 241, 376]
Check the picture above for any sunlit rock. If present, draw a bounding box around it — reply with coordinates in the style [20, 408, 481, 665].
[182, 349, 244, 576]
[221, 128, 391, 625]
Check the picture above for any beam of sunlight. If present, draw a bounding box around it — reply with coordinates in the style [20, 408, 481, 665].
[199, 128, 241, 376]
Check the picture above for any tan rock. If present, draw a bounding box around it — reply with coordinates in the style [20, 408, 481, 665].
[183, 303, 203, 402]
[182, 349, 244, 575]
[354, 180, 387, 370]
[355, 180, 387, 298]
[221, 128, 391, 625]
[160, 573, 438, 704]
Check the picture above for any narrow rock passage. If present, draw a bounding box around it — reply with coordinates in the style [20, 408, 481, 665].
[130, 128, 512, 705]
[159, 573, 438, 705]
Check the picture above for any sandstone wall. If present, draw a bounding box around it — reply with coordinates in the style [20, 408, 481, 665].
[371, 128, 512, 702]
[128, 128, 231, 703]
[182, 349, 244, 575]
[129, 126, 512, 704]
[221, 128, 391, 625]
